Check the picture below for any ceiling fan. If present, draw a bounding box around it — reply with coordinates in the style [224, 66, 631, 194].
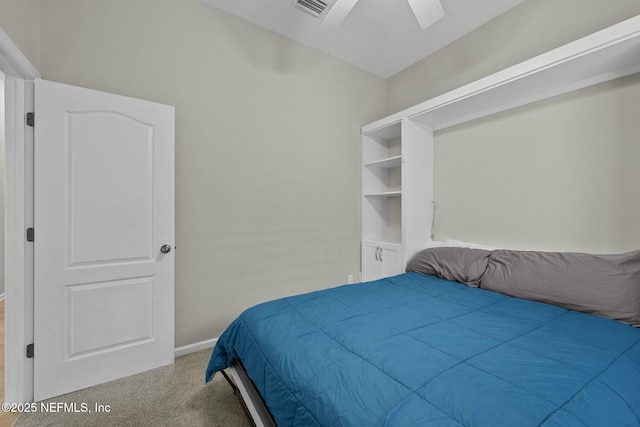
[293, 0, 444, 29]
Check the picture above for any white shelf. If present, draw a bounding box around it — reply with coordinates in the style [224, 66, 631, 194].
[364, 191, 402, 197]
[364, 155, 402, 169]
[405, 14, 640, 131]
[361, 113, 403, 136]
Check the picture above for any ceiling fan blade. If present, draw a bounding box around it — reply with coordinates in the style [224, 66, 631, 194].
[406, 0, 444, 29]
[320, 0, 359, 27]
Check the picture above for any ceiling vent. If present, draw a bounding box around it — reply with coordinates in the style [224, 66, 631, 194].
[292, 0, 444, 29]
[292, 0, 332, 19]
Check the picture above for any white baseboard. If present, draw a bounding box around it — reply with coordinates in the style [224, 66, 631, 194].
[0, 293, 5, 301]
[174, 337, 218, 358]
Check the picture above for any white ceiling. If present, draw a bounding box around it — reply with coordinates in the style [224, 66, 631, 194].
[200, 0, 526, 78]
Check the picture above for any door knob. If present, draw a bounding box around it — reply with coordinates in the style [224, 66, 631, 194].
[160, 244, 172, 254]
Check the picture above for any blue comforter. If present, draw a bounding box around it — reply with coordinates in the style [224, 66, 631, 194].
[206, 273, 640, 426]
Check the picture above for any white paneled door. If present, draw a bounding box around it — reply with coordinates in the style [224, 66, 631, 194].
[33, 80, 175, 401]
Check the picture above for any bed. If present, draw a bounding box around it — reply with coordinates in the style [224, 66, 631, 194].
[206, 247, 640, 426]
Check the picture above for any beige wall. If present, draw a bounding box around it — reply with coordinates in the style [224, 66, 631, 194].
[1, 0, 639, 345]
[0, 0, 40, 70]
[388, 0, 640, 253]
[435, 74, 640, 252]
[36, 0, 387, 343]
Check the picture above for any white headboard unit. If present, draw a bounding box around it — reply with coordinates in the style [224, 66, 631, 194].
[361, 14, 640, 279]
[404, 14, 640, 130]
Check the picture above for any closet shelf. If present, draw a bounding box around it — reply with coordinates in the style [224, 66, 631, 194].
[364, 191, 402, 198]
[364, 155, 402, 169]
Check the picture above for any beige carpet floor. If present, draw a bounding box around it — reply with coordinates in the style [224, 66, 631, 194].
[14, 349, 253, 427]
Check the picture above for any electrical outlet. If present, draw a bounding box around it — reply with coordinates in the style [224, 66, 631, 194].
[347, 274, 353, 284]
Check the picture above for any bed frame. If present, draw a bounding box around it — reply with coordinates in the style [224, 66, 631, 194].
[222, 360, 277, 427]
[219, 14, 640, 426]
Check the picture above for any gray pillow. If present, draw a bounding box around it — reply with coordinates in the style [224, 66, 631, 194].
[481, 249, 640, 327]
[406, 247, 492, 287]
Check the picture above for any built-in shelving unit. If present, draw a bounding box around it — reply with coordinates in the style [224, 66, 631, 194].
[361, 115, 432, 281]
[361, 14, 640, 281]
[362, 117, 402, 250]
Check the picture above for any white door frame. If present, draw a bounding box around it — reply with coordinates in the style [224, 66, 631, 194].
[1, 25, 40, 403]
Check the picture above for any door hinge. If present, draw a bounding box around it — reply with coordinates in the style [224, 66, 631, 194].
[26, 112, 35, 127]
[26, 227, 34, 242]
[26, 343, 34, 358]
